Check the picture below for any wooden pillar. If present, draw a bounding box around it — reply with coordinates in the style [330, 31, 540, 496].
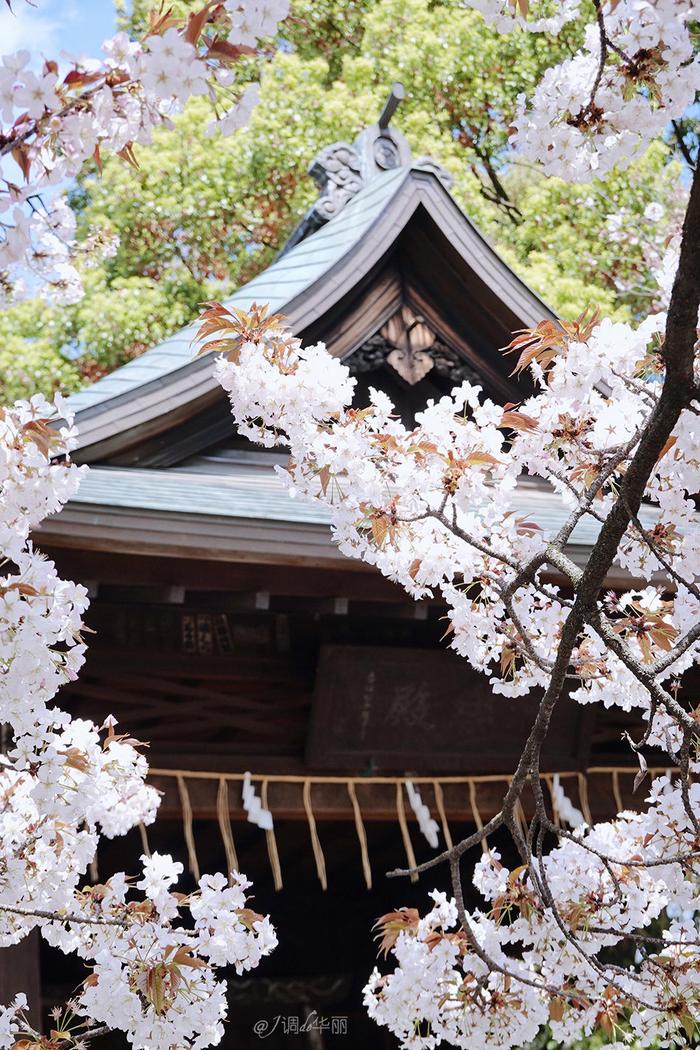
[0, 931, 41, 1029]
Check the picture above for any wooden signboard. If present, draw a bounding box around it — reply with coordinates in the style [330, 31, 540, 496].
[306, 644, 592, 773]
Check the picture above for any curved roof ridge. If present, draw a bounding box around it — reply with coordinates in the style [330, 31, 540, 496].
[64, 165, 411, 421]
[63, 163, 556, 459]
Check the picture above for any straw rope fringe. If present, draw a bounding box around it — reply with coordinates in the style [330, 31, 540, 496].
[433, 780, 453, 851]
[396, 783, 419, 883]
[514, 795, 528, 843]
[544, 774, 560, 827]
[348, 782, 372, 889]
[303, 781, 327, 890]
[151, 766, 676, 784]
[612, 769, 624, 815]
[152, 768, 670, 891]
[177, 775, 200, 881]
[468, 779, 489, 854]
[577, 772, 593, 826]
[138, 821, 152, 859]
[216, 778, 239, 882]
[261, 779, 283, 891]
[84, 819, 99, 882]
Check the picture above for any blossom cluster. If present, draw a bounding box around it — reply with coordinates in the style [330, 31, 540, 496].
[511, 0, 700, 180]
[365, 772, 700, 1048]
[0, 0, 290, 304]
[47, 859, 277, 1050]
[459, 0, 700, 180]
[200, 290, 700, 715]
[0, 397, 276, 1048]
[0, 195, 109, 306]
[225, 1, 289, 47]
[463, 0, 583, 36]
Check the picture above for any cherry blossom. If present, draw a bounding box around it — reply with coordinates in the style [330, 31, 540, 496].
[512, 0, 700, 180]
[463, 0, 583, 35]
[364, 774, 700, 1049]
[0, 0, 290, 304]
[0, 397, 276, 1049]
[225, 1, 290, 48]
[13, 71, 59, 121]
[459, 0, 700, 181]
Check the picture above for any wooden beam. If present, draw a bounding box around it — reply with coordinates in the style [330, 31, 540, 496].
[81, 649, 309, 681]
[39, 550, 404, 599]
[39, 538, 662, 595]
[228, 591, 270, 611]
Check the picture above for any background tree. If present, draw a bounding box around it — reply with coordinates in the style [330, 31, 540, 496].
[0, 0, 688, 401]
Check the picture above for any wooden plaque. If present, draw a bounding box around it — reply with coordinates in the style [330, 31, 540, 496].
[306, 644, 592, 773]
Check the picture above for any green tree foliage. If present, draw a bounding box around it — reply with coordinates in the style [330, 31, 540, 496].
[1, 0, 686, 402]
[0, 300, 80, 403]
[496, 141, 686, 319]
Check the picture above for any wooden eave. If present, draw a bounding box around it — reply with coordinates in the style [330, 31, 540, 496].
[36, 467, 672, 589]
[37, 500, 351, 568]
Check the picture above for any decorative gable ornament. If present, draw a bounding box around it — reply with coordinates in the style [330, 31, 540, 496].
[308, 142, 363, 225]
[349, 305, 483, 387]
[382, 306, 436, 384]
[283, 83, 453, 253]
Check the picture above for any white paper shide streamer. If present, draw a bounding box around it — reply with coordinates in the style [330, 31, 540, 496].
[405, 781, 440, 848]
[551, 774, 584, 828]
[242, 772, 273, 830]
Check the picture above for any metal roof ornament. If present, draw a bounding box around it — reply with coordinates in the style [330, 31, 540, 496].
[353, 82, 412, 181]
[280, 82, 451, 253]
[308, 142, 363, 224]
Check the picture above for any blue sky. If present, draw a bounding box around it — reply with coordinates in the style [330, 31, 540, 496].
[0, 0, 118, 66]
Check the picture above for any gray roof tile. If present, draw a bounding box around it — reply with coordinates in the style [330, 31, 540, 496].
[66, 167, 408, 417]
[67, 464, 673, 552]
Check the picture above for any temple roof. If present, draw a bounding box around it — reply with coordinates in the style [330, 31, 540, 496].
[43, 102, 614, 569]
[65, 165, 412, 424]
[63, 156, 556, 461]
[41, 454, 668, 574]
